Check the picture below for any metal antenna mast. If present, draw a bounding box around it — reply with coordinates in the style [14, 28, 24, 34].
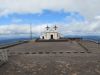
[30, 24, 32, 40]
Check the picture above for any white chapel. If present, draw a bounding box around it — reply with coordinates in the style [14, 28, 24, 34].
[40, 25, 61, 40]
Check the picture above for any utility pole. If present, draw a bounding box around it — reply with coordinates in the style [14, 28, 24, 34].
[30, 24, 32, 40]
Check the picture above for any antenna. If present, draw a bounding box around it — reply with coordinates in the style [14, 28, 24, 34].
[30, 24, 32, 40]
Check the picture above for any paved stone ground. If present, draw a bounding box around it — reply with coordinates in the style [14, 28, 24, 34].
[0, 40, 100, 75]
[7, 41, 88, 55]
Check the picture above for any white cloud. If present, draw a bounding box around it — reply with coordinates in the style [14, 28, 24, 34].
[0, 24, 47, 34]
[61, 22, 100, 35]
[0, 20, 100, 36]
[0, 0, 100, 20]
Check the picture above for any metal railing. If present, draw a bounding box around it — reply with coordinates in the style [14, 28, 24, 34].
[0, 49, 8, 65]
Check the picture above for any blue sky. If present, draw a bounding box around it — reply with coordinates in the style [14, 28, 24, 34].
[0, 10, 85, 25]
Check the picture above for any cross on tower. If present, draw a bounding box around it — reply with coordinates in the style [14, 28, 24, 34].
[54, 25, 58, 30]
[46, 26, 50, 30]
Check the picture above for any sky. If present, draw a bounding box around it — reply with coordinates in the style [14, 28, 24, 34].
[0, 0, 100, 36]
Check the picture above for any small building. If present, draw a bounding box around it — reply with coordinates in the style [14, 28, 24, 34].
[40, 26, 61, 40]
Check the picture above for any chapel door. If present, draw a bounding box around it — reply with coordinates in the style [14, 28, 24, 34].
[51, 35, 53, 39]
[42, 36, 44, 39]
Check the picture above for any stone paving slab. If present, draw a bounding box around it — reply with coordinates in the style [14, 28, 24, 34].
[7, 41, 87, 54]
[0, 40, 100, 75]
[0, 54, 100, 75]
